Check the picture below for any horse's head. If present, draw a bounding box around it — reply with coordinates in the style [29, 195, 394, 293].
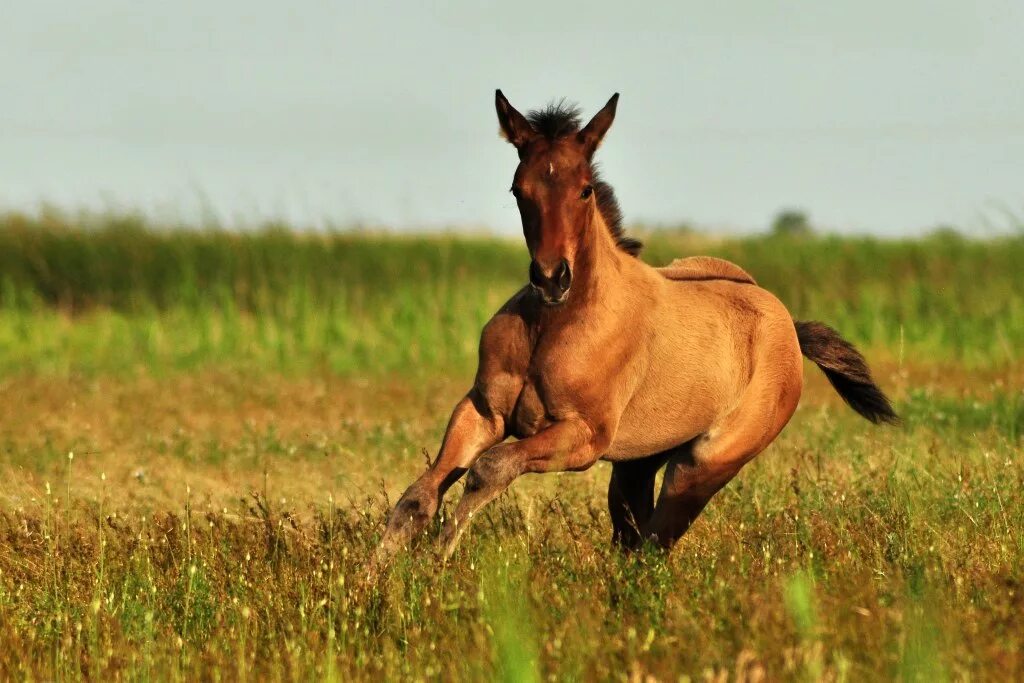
[496, 90, 620, 306]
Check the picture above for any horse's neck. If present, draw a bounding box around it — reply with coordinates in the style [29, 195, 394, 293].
[572, 214, 630, 300]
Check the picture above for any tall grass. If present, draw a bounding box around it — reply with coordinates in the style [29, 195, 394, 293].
[1, 211, 1021, 375]
[1, 402, 1020, 679]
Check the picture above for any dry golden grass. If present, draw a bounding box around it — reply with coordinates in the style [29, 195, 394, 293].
[1, 356, 1021, 680]
[2, 356, 1016, 513]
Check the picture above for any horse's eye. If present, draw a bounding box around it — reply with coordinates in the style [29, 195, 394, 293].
[510, 185, 523, 200]
[580, 185, 594, 200]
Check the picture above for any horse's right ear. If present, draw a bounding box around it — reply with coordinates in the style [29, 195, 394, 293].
[495, 90, 533, 149]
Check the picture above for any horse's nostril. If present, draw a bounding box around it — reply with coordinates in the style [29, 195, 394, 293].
[557, 259, 572, 293]
[529, 260, 545, 288]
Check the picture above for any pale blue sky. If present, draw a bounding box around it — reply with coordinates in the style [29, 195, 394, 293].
[2, 1, 1022, 234]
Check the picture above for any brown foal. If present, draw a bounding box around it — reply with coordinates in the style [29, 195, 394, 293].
[377, 91, 897, 561]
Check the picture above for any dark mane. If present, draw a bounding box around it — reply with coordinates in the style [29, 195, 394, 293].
[526, 100, 644, 257]
[592, 169, 642, 256]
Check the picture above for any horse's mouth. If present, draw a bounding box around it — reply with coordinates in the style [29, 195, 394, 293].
[539, 291, 569, 306]
[529, 281, 570, 306]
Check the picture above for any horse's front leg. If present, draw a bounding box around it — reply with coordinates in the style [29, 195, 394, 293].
[438, 417, 607, 559]
[376, 392, 504, 561]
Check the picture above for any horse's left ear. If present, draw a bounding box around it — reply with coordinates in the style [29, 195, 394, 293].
[578, 93, 619, 157]
[496, 89, 534, 150]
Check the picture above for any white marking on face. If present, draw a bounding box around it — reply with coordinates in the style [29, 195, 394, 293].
[548, 162, 554, 176]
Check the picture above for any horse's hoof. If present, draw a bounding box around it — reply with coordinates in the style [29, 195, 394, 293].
[437, 522, 463, 563]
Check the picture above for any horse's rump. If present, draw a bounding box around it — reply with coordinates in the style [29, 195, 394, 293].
[657, 256, 757, 285]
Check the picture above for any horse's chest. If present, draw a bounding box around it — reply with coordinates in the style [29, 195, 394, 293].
[509, 379, 550, 439]
[507, 343, 594, 439]
[506, 326, 622, 438]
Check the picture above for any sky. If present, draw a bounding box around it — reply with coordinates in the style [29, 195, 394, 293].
[2, 1, 1022, 235]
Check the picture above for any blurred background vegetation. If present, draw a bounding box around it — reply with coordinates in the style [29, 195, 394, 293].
[1, 210, 1020, 376]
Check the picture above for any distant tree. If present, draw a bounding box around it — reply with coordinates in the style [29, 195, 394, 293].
[771, 209, 813, 237]
[928, 224, 963, 240]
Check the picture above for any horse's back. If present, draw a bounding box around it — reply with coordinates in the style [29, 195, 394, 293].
[657, 256, 756, 285]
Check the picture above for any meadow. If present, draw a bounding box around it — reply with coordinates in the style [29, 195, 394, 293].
[0, 211, 1021, 681]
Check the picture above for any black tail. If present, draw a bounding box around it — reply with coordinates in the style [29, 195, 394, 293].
[795, 320, 899, 425]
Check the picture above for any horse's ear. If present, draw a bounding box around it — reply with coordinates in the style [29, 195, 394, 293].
[578, 93, 619, 157]
[495, 89, 533, 149]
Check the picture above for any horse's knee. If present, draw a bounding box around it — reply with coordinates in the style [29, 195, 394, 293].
[465, 448, 520, 492]
[691, 417, 774, 478]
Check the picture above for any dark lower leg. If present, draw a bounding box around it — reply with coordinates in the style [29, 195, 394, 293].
[607, 455, 668, 549]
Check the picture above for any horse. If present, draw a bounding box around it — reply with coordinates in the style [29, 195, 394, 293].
[376, 91, 897, 562]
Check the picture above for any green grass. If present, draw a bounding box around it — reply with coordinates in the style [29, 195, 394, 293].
[0, 211, 1021, 375]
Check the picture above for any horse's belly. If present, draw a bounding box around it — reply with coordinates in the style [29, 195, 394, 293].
[600, 288, 759, 460]
[603, 352, 732, 460]
[604, 400, 710, 461]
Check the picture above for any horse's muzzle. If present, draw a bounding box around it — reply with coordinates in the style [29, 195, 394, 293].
[529, 258, 572, 305]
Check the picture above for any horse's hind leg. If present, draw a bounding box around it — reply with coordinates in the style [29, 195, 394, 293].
[641, 441, 741, 549]
[642, 367, 801, 550]
[607, 453, 671, 550]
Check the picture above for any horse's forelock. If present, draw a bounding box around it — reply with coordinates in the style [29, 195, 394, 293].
[526, 100, 583, 140]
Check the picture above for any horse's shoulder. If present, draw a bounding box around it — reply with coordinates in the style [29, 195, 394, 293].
[488, 286, 539, 330]
[657, 256, 757, 285]
[479, 286, 535, 361]
[474, 287, 535, 412]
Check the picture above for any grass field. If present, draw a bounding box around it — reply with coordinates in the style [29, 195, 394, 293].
[0, 212, 1021, 680]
